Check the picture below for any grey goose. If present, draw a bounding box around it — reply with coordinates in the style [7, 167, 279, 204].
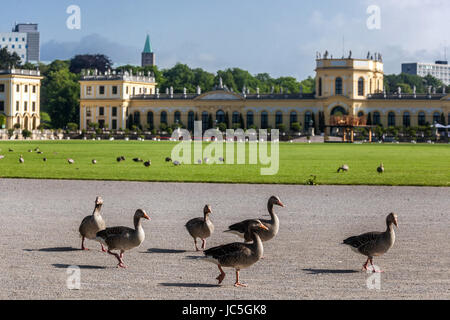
[185, 205, 214, 251]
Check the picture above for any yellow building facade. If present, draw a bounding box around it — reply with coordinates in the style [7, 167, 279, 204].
[0, 69, 42, 130]
[79, 58, 450, 134]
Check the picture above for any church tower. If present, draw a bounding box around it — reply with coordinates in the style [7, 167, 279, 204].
[141, 34, 156, 67]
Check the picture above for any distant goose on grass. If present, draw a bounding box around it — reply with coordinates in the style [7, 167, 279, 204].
[120, 156, 125, 161]
[96, 209, 150, 268]
[133, 158, 143, 162]
[343, 212, 398, 273]
[43, 157, 47, 162]
[337, 164, 349, 173]
[224, 196, 284, 243]
[197, 159, 202, 164]
[19, 155, 24, 163]
[79, 196, 106, 251]
[116, 156, 122, 162]
[185, 205, 214, 251]
[37, 151, 43, 154]
[0, 155, 4, 160]
[218, 157, 225, 162]
[9, 148, 14, 152]
[92, 159, 97, 164]
[165, 157, 172, 162]
[28, 149, 33, 153]
[144, 160, 151, 167]
[203, 157, 209, 164]
[173, 160, 181, 166]
[377, 163, 384, 174]
[67, 158, 75, 164]
[201, 219, 268, 287]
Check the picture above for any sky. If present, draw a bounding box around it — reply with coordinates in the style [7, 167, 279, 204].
[1, 0, 449, 80]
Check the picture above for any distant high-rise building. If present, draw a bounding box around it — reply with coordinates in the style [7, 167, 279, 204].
[0, 23, 40, 63]
[402, 61, 450, 85]
[141, 34, 155, 67]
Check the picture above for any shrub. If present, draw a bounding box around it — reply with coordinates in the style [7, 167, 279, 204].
[291, 122, 302, 132]
[218, 122, 227, 132]
[67, 122, 78, 132]
[22, 129, 32, 139]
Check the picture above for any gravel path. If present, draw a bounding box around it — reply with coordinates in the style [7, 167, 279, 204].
[0, 179, 449, 300]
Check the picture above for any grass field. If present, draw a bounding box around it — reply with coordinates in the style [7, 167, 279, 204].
[0, 140, 449, 186]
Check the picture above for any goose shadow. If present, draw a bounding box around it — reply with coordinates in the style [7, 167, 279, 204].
[302, 268, 359, 274]
[52, 263, 107, 270]
[159, 282, 220, 288]
[145, 248, 187, 254]
[24, 247, 80, 252]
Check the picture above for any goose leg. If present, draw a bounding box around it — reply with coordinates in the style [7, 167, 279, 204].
[194, 239, 199, 251]
[362, 258, 370, 271]
[100, 243, 107, 252]
[107, 250, 127, 268]
[81, 237, 88, 250]
[370, 258, 383, 273]
[201, 239, 206, 250]
[216, 265, 226, 284]
[234, 269, 247, 287]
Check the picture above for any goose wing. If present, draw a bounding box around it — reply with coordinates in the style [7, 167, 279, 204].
[96, 226, 134, 240]
[185, 217, 204, 229]
[204, 242, 250, 259]
[343, 231, 383, 255]
[226, 219, 253, 234]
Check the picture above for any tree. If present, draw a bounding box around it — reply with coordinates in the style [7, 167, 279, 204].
[69, 54, 113, 74]
[0, 47, 21, 69]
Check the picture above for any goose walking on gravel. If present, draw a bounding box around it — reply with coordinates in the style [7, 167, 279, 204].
[185, 205, 214, 251]
[202, 220, 268, 287]
[224, 196, 284, 242]
[377, 163, 384, 174]
[96, 209, 150, 268]
[337, 164, 349, 173]
[79, 196, 107, 251]
[343, 212, 398, 273]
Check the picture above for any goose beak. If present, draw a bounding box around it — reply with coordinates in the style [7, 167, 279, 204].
[277, 200, 285, 207]
[143, 213, 151, 220]
[259, 223, 269, 231]
[394, 219, 399, 229]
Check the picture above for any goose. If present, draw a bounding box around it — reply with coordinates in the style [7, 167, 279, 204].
[92, 159, 97, 164]
[218, 157, 224, 162]
[197, 159, 202, 164]
[0, 155, 4, 160]
[9, 148, 14, 152]
[165, 157, 172, 162]
[337, 164, 349, 172]
[37, 151, 43, 154]
[224, 196, 284, 242]
[28, 149, 33, 153]
[120, 156, 126, 161]
[173, 160, 181, 166]
[133, 157, 143, 162]
[43, 157, 47, 162]
[185, 205, 214, 251]
[96, 209, 150, 268]
[79, 196, 106, 251]
[377, 163, 384, 174]
[203, 157, 209, 164]
[67, 158, 75, 164]
[144, 160, 151, 167]
[202, 220, 268, 287]
[19, 155, 24, 163]
[116, 156, 122, 162]
[343, 212, 398, 273]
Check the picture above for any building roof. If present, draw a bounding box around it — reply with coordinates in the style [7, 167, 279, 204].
[143, 35, 152, 53]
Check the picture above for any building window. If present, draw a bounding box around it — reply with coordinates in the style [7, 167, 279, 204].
[358, 77, 365, 96]
[16, 101, 19, 111]
[318, 78, 322, 96]
[275, 111, 283, 126]
[32, 86, 36, 93]
[418, 112, 426, 126]
[99, 120, 105, 129]
[86, 86, 92, 95]
[335, 77, 343, 95]
[160, 111, 167, 124]
[126, 86, 129, 94]
[24, 85, 28, 93]
[112, 119, 117, 130]
[112, 86, 118, 95]
[133, 111, 141, 126]
[403, 112, 410, 127]
[132, 87, 135, 95]
[112, 107, 117, 117]
[32, 102, 36, 112]
[188, 111, 194, 131]
[202, 111, 209, 129]
[24, 101, 28, 112]
[433, 112, 440, 124]
[232, 111, 240, 125]
[99, 107, 105, 116]
[216, 110, 225, 124]
[86, 108, 91, 117]
[16, 84, 20, 92]
[373, 112, 381, 125]
[99, 86, 105, 95]
[304, 111, 312, 129]
[0, 84, 4, 92]
[246, 111, 254, 128]
[388, 112, 396, 127]
[290, 111, 297, 128]
[261, 111, 268, 129]
[357, 111, 364, 117]
[174, 111, 181, 124]
[147, 111, 154, 128]
[0, 101, 4, 112]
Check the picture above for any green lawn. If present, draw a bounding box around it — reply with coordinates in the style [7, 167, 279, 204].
[0, 140, 449, 186]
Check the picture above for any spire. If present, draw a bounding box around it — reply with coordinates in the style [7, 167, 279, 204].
[143, 34, 152, 53]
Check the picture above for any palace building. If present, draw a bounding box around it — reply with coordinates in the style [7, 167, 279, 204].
[0, 68, 42, 130]
[78, 54, 450, 135]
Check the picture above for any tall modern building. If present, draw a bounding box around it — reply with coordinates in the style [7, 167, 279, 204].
[402, 61, 450, 85]
[0, 23, 40, 63]
[141, 34, 155, 67]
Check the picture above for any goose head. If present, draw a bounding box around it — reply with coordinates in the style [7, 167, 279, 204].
[203, 204, 212, 216]
[386, 212, 398, 229]
[135, 209, 151, 221]
[269, 195, 285, 207]
[95, 196, 104, 206]
[247, 219, 269, 232]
